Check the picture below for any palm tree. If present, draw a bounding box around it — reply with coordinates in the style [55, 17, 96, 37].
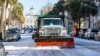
[6, 0, 17, 8]
[0, 0, 6, 40]
[0, 0, 18, 40]
[0, 0, 3, 7]
[6, 0, 18, 28]
[16, 2, 24, 29]
[11, 2, 24, 29]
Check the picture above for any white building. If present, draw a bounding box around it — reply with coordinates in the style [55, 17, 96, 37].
[24, 7, 37, 28]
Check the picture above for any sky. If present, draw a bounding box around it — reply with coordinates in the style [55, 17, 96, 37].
[18, 0, 59, 15]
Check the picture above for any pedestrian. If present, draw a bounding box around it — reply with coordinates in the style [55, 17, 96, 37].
[74, 23, 79, 37]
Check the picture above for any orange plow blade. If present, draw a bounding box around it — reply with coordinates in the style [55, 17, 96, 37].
[34, 37, 75, 48]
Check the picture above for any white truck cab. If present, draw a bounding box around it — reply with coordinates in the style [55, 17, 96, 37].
[39, 18, 67, 36]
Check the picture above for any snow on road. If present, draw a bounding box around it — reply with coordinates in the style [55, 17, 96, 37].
[5, 46, 100, 56]
[4, 33, 100, 56]
[4, 33, 35, 47]
[75, 38, 100, 52]
[75, 38, 100, 45]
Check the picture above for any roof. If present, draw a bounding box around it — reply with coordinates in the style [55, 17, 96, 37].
[37, 15, 65, 18]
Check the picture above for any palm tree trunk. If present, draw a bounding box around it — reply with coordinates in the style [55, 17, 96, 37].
[0, 0, 6, 40]
[19, 22, 22, 29]
[17, 20, 20, 29]
[15, 20, 17, 28]
[21, 23, 23, 29]
[8, 5, 12, 29]
[4, 2, 8, 33]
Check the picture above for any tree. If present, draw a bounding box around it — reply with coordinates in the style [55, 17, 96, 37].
[67, 0, 81, 21]
[67, 0, 98, 28]
[48, 0, 65, 15]
[48, 0, 98, 29]
[11, 2, 24, 29]
[0, 0, 6, 40]
[5, 0, 18, 28]
[0, 0, 18, 40]
[80, 0, 98, 28]
[0, 0, 3, 7]
[6, 0, 17, 7]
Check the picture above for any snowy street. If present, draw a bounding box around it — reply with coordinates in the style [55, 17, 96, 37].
[3, 32, 100, 56]
[75, 38, 100, 53]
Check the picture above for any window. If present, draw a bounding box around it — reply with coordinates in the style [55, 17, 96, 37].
[43, 19, 63, 25]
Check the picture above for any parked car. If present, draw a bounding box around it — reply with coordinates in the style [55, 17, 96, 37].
[94, 30, 100, 41]
[84, 29, 98, 40]
[3, 28, 21, 41]
[79, 30, 84, 38]
[0, 40, 6, 56]
[79, 29, 87, 38]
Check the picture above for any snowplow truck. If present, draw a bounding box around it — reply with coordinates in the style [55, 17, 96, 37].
[33, 15, 74, 48]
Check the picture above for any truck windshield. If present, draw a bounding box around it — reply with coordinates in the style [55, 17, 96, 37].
[43, 19, 62, 25]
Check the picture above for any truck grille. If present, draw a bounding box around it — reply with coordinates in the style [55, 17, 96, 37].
[45, 28, 61, 36]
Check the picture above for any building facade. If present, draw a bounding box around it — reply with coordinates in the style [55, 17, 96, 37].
[24, 7, 37, 28]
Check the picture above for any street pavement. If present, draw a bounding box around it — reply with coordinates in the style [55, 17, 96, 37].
[3, 32, 100, 56]
[75, 38, 100, 52]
